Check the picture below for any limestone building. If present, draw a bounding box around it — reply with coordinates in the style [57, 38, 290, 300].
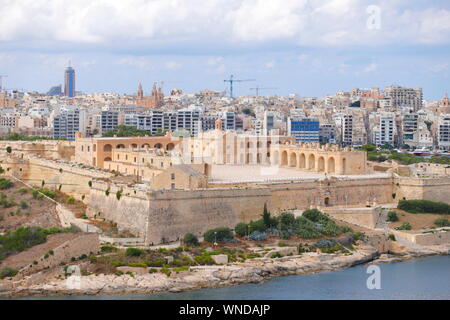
[270, 142, 367, 175]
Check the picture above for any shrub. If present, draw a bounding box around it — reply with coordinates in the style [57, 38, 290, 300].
[149, 268, 158, 274]
[388, 234, 396, 241]
[398, 200, 450, 215]
[32, 190, 43, 200]
[88, 181, 93, 187]
[302, 209, 330, 223]
[145, 259, 165, 268]
[5, 146, 12, 154]
[248, 219, 267, 233]
[0, 178, 13, 190]
[101, 245, 118, 253]
[125, 248, 144, 257]
[65, 197, 76, 204]
[116, 190, 123, 201]
[38, 189, 56, 199]
[15, 188, 28, 194]
[234, 223, 249, 237]
[271, 252, 282, 259]
[19, 201, 29, 209]
[278, 212, 296, 232]
[434, 218, 450, 227]
[105, 189, 110, 196]
[0, 227, 49, 261]
[194, 255, 216, 265]
[387, 211, 399, 222]
[396, 222, 412, 231]
[0, 267, 17, 279]
[203, 227, 233, 243]
[183, 233, 199, 247]
[315, 238, 337, 249]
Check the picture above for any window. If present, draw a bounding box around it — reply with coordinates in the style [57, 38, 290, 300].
[171, 173, 175, 180]
[171, 183, 176, 190]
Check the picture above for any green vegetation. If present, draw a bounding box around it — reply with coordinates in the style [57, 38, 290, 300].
[5, 146, 12, 154]
[387, 211, 399, 222]
[15, 188, 28, 194]
[0, 226, 78, 261]
[125, 248, 144, 257]
[38, 189, 56, 199]
[0, 133, 67, 142]
[183, 233, 199, 247]
[0, 193, 17, 208]
[203, 227, 234, 243]
[0, 266, 18, 279]
[19, 200, 29, 209]
[434, 218, 450, 227]
[65, 197, 76, 204]
[32, 189, 44, 200]
[0, 178, 13, 190]
[101, 245, 118, 253]
[398, 200, 450, 215]
[116, 190, 123, 201]
[234, 222, 249, 237]
[396, 222, 412, 231]
[103, 125, 151, 137]
[388, 234, 396, 241]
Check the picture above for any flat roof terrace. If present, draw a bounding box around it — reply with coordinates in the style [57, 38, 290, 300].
[209, 165, 390, 184]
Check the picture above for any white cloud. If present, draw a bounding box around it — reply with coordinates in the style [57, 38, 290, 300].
[0, 0, 449, 51]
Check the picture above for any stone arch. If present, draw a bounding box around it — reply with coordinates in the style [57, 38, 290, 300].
[103, 144, 112, 152]
[289, 152, 297, 167]
[324, 197, 330, 206]
[308, 154, 316, 170]
[116, 144, 126, 149]
[131, 144, 138, 149]
[299, 153, 306, 169]
[104, 157, 112, 162]
[155, 143, 163, 149]
[142, 143, 151, 148]
[328, 157, 336, 174]
[166, 143, 175, 151]
[272, 151, 279, 165]
[281, 151, 288, 166]
[318, 156, 325, 172]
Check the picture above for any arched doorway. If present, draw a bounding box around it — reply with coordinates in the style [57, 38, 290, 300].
[328, 157, 336, 174]
[289, 152, 297, 167]
[281, 151, 288, 166]
[318, 157, 325, 172]
[308, 154, 316, 170]
[116, 144, 126, 149]
[155, 143, 163, 149]
[166, 143, 175, 151]
[103, 144, 112, 152]
[299, 153, 306, 169]
[104, 157, 112, 162]
[142, 143, 150, 149]
[324, 197, 330, 206]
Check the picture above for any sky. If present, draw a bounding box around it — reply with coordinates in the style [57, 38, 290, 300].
[0, 0, 449, 99]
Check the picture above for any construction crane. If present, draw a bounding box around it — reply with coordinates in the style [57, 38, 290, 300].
[250, 86, 278, 97]
[0, 75, 8, 92]
[224, 75, 255, 98]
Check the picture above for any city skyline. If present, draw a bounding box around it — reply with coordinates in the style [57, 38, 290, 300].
[0, 0, 449, 99]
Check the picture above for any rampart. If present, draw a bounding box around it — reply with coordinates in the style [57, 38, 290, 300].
[2, 153, 450, 245]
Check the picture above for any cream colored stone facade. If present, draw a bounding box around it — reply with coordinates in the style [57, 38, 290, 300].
[74, 132, 180, 169]
[270, 142, 367, 175]
[180, 129, 294, 165]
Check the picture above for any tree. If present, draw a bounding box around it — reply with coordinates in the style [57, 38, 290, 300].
[235, 223, 249, 237]
[5, 146, 12, 154]
[203, 227, 233, 243]
[183, 233, 199, 246]
[102, 125, 150, 137]
[262, 203, 273, 228]
[361, 144, 377, 152]
[387, 211, 399, 222]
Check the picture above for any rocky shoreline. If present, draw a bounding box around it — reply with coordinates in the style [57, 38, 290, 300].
[1, 243, 449, 299]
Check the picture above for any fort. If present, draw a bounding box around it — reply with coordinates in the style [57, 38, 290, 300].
[1, 137, 450, 245]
